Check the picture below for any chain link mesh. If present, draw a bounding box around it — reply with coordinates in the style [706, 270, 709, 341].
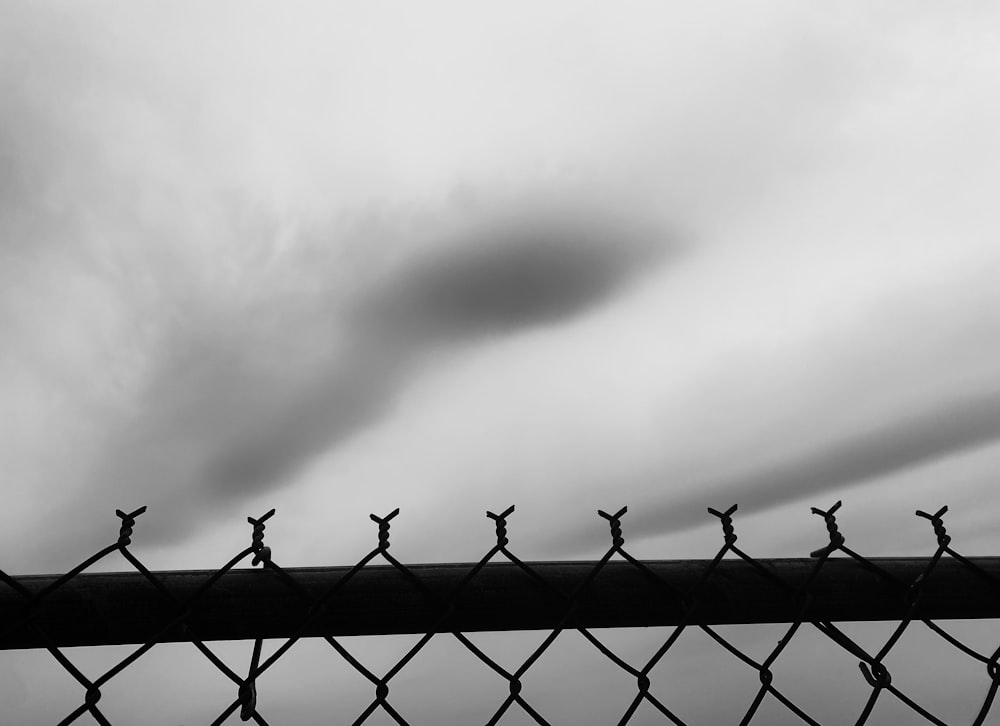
[2, 501, 999, 725]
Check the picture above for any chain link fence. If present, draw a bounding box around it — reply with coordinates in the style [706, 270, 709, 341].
[2, 501, 1000, 725]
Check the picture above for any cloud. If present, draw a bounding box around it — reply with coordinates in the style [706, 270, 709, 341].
[0, 0, 685, 565]
[557, 390, 1000, 553]
[31, 196, 676, 554]
[352, 198, 675, 341]
[5, 0, 1000, 575]
[202, 199, 674, 495]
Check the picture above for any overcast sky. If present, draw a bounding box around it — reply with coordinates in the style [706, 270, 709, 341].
[3, 2, 1000, 723]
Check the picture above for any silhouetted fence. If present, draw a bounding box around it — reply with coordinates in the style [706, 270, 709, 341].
[2, 501, 999, 725]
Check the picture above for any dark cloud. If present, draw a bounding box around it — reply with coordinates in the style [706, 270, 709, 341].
[555, 389, 1000, 551]
[200, 341, 405, 499]
[0, 0, 679, 560]
[353, 204, 675, 342]
[198, 206, 673, 504]
[204, 212, 673, 500]
[46, 202, 677, 553]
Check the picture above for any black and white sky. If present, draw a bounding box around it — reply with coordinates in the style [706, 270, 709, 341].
[3, 2, 1000, 722]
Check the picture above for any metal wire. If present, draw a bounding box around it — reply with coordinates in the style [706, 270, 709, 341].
[2, 501, 999, 725]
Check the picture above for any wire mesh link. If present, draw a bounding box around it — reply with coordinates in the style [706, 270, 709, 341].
[2, 501, 1000, 724]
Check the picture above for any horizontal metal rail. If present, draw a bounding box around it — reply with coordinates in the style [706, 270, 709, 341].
[3, 558, 999, 650]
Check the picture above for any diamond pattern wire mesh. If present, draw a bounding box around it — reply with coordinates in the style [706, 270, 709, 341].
[2, 501, 1000, 725]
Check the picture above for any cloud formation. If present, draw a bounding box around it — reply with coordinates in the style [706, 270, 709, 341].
[200, 199, 674, 497]
[31, 195, 675, 554]
[0, 3, 679, 559]
[353, 200, 672, 340]
[615, 391, 1000, 546]
[3, 0, 1000, 574]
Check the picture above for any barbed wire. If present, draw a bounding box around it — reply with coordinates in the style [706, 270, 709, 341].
[2, 501, 999, 725]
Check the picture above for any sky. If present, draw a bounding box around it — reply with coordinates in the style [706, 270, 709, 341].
[3, 1, 1000, 723]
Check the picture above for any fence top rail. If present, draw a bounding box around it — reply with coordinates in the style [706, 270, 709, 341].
[12, 555, 1000, 581]
[4, 557, 1000, 649]
[4, 502, 997, 725]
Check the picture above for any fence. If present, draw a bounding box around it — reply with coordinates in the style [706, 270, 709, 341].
[2, 501, 1000, 725]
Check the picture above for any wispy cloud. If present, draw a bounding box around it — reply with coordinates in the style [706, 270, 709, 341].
[618, 391, 1000, 546]
[4, 0, 1000, 572]
[21, 194, 676, 557]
